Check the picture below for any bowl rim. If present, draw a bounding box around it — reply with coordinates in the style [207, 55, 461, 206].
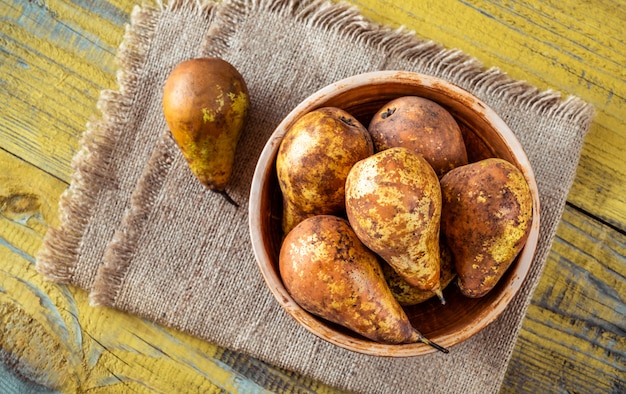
[249, 70, 541, 357]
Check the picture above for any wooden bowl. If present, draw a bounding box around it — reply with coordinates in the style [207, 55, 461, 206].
[249, 71, 541, 356]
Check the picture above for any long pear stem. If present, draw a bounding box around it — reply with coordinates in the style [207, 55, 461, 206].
[413, 330, 449, 353]
[217, 190, 239, 208]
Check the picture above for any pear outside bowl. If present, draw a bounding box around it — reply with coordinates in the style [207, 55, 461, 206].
[249, 71, 541, 357]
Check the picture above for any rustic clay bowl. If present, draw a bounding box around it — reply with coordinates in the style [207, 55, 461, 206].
[249, 71, 540, 357]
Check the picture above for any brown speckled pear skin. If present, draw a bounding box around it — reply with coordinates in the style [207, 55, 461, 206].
[276, 107, 374, 235]
[279, 215, 447, 352]
[440, 158, 533, 298]
[345, 147, 442, 292]
[368, 96, 468, 177]
[383, 239, 456, 306]
[162, 57, 249, 194]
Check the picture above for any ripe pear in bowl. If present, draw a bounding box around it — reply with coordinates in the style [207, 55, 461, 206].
[276, 107, 374, 235]
[368, 96, 468, 177]
[440, 158, 533, 298]
[279, 215, 447, 352]
[345, 147, 444, 301]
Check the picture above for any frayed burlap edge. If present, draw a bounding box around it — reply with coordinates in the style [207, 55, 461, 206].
[206, 0, 593, 124]
[89, 133, 179, 306]
[35, 0, 216, 285]
[84, 0, 219, 307]
[36, 4, 161, 284]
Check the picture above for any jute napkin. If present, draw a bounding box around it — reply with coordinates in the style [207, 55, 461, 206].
[37, 0, 594, 392]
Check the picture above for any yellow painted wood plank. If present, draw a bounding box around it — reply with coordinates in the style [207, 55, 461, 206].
[0, 0, 131, 181]
[502, 206, 626, 392]
[0, 148, 67, 237]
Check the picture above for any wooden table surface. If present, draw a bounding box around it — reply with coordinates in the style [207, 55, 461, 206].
[1, 0, 624, 392]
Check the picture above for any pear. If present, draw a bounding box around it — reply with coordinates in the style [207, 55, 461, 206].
[276, 107, 373, 234]
[345, 147, 444, 299]
[368, 96, 468, 177]
[383, 239, 456, 306]
[162, 57, 249, 206]
[279, 215, 447, 352]
[440, 158, 533, 298]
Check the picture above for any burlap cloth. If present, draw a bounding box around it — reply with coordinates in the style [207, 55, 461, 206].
[37, 0, 595, 392]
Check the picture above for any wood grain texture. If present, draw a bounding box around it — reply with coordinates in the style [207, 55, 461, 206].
[0, 0, 129, 181]
[503, 206, 626, 393]
[1, 0, 624, 393]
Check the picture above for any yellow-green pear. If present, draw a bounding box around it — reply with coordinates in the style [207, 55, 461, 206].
[163, 57, 249, 206]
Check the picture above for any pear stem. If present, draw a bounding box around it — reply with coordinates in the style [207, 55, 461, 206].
[217, 190, 239, 208]
[434, 285, 446, 305]
[412, 330, 449, 353]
